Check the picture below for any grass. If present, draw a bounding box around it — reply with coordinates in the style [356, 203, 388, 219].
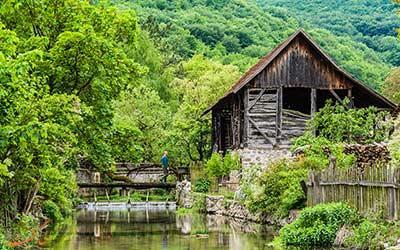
[209, 186, 235, 200]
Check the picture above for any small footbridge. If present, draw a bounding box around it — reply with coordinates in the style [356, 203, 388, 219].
[77, 163, 190, 191]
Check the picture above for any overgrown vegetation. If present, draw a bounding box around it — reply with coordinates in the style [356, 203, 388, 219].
[277, 202, 400, 248]
[239, 102, 391, 219]
[193, 178, 211, 193]
[260, 0, 400, 67]
[241, 160, 307, 218]
[279, 203, 358, 246]
[307, 100, 392, 144]
[204, 152, 240, 179]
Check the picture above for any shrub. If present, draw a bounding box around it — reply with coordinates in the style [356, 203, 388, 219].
[308, 100, 391, 144]
[9, 214, 39, 245]
[293, 132, 356, 170]
[280, 203, 358, 246]
[242, 159, 307, 218]
[345, 219, 386, 249]
[191, 193, 206, 212]
[42, 200, 63, 222]
[0, 231, 10, 250]
[204, 152, 239, 178]
[194, 178, 211, 193]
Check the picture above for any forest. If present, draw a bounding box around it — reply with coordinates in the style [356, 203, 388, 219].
[0, 0, 399, 248]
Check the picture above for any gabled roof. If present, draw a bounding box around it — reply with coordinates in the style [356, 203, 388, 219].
[204, 29, 396, 114]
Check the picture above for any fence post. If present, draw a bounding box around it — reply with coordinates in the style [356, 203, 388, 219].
[312, 172, 321, 205]
[390, 167, 398, 220]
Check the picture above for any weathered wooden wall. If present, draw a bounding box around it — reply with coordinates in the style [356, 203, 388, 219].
[245, 88, 277, 148]
[251, 36, 353, 90]
[307, 162, 400, 220]
[243, 87, 309, 149]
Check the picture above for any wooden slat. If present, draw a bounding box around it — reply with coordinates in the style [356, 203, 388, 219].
[249, 117, 275, 145]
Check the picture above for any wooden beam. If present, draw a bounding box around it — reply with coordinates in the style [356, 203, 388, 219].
[78, 182, 176, 189]
[347, 88, 354, 108]
[248, 87, 268, 110]
[311, 88, 317, 136]
[311, 88, 317, 116]
[276, 87, 283, 145]
[249, 117, 275, 145]
[329, 89, 345, 105]
[243, 88, 249, 147]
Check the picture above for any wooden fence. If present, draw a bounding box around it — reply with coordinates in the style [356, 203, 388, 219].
[307, 161, 400, 220]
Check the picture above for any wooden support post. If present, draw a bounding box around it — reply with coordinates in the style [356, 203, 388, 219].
[243, 88, 249, 147]
[105, 188, 110, 204]
[347, 88, 354, 108]
[311, 89, 317, 116]
[211, 111, 216, 151]
[275, 87, 283, 146]
[311, 88, 317, 136]
[389, 167, 396, 220]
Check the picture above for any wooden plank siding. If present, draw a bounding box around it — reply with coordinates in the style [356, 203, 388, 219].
[247, 88, 277, 148]
[251, 36, 353, 90]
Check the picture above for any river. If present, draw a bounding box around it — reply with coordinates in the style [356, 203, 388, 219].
[46, 202, 277, 250]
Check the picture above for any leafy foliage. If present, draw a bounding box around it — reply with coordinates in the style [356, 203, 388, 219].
[204, 152, 240, 178]
[169, 56, 240, 163]
[280, 203, 358, 246]
[241, 160, 307, 218]
[42, 200, 63, 223]
[262, 0, 400, 66]
[193, 178, 211, 193]
[293, 133, 356, 170]
[0, 0, 148, 240]
[383, 68, 400, 104]
[308, 100, 391, 144]
[345, 218, 400, 249]
[118, 0, 392, 89]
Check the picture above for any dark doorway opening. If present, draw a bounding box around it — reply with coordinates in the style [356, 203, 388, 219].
[283, 87, 311, 114]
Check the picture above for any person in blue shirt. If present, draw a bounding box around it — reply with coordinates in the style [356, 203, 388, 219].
[161, 151, 169, 182]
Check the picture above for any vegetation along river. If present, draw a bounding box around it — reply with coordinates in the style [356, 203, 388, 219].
[44, 203, 276, 250]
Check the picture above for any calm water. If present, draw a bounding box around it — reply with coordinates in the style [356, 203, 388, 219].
[47, 204, 276, 250]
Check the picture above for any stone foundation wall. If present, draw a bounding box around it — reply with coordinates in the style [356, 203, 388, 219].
[204, 194, 296, 226]
[205, 195, 260, 222]
[237, 147, 291, 169]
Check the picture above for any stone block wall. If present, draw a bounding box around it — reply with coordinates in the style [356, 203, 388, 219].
[237, 147, 291, 169]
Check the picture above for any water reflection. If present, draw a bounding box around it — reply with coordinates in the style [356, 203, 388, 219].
[50, 205, 276, 250]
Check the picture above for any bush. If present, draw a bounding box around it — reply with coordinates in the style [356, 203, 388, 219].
[308, 100, 391, 144]
[242, 159, 307, 218]
[345, 219, 385, 249]
[204, 152, 239, 178]
[9, 214, 39, 245]
[279, 203, 358, 246]
[0, 231, 10, 250]
[194, 178, 211, 193]
[293, 133, 356, 170]
[42, 200, 63, 222]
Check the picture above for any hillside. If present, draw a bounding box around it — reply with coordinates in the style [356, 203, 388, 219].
[118, 0, 394, 90]
[259, 0, 400, 66]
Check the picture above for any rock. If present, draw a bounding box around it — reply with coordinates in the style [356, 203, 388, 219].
[205, 195, 224, 214]
[334, 225, 353, 247]
[176, 180, 192, 208]
[286, 209, 300, 224]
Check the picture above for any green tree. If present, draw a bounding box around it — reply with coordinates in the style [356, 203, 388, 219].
[114, 85, 171, 162]
[383, 68, 400, 104]
[169, 55, 240, 163]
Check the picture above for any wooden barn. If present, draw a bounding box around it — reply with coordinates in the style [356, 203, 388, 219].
[204, 30, 396, 153]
